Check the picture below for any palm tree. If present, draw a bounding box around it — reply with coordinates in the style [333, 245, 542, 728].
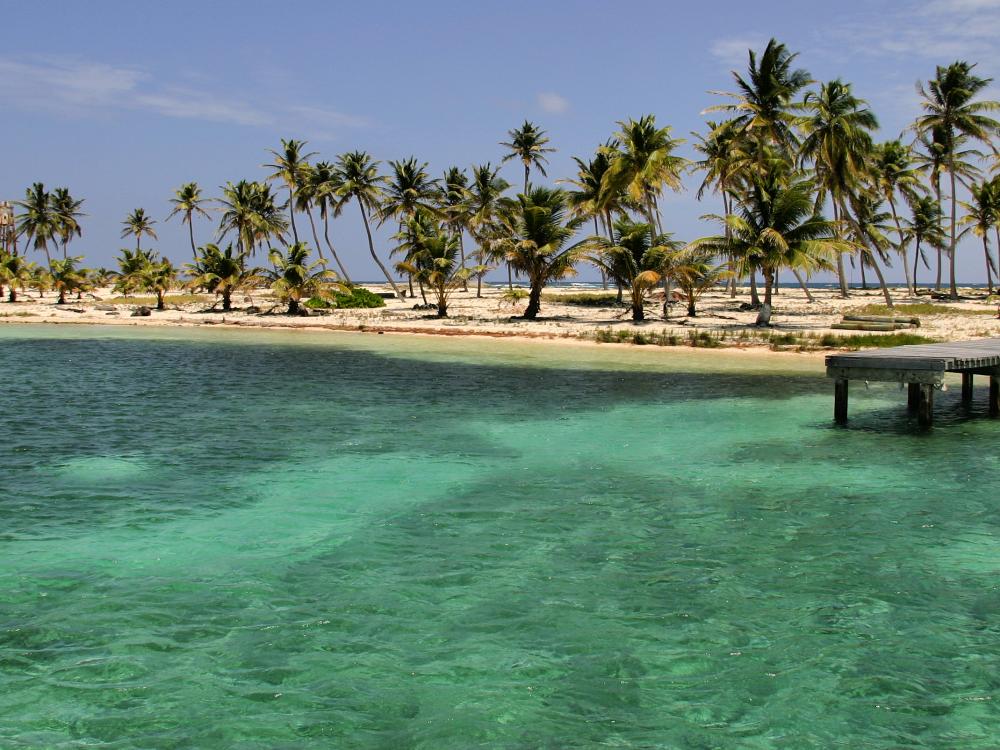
[265, 138, 316, 243]
[561, 149, 619, 289]
[672, 249, 732, 317]
[491, 187, 586, 319]
[311, 161, 352, 283]
[871, 140, 923, 295]
[707, 38, 811, 157]
[333, 151, 404, 299]
[844, 191, 896, 307]
[394, 213, 468, 316]
[467, 163, 513, 297]
[799, 79, 878, 298]
[692, 120, 752, 298]
[114, 247, 160, 295]
[14, 183, 58, 266]
[121, 208, 158, 251]
[294, 165, 328, 262]
[500, 120, 555, 193]
[602, 115, 687, 235]
[48, 256, 87, 304]
[265, 242, 337, 314]
[186, 243, 261, 311]
[49, 187, 84, 260]
[692, 175, 841, 318]
[906, 196, 947, 290]
[217, 181, 288, 259]
[167, 182, 211, 259]
[914, 61, 1000, 299]
[0, 252, 34, 302]
[959, 181, 999, 294]
[380, 157, 440, 297]
[440, 166, 472, 290]
[586, 217, 682, 321]
[135, 259, 177, 310]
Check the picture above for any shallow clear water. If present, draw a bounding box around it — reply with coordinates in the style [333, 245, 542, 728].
[1, 325, 998, 749]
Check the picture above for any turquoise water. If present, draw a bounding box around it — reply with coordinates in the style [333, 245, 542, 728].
[1, 325, 999, 749]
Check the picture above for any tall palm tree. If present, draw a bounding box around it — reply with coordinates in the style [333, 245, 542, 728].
[265, 242, 337, 314]
[871, 140, 923, 295]
[333, 151, 404, 300]
[602, 115, 688, 234]
[167, 182, 211, 259]
[294, 166, 327, 261]
[914, 61, 1000, 299]
[707, 38, 811, 158]
[14, 183, 58, 266]
[121, 208, 158, 251]
[311, 161, 352, 283]
[217, 181, 287, 259]
[380, 157, 440, 298]
[500, 120, 555, 193]
[467, 163, 513, 297]
[561, 150, 618, 290]
[844, 191, 896, 307]
[906, 196, 947, 290]
[959, 181, 999, 294]
[799, 79, 878, 298]
[49, 188, 84, 260]
[586, 217, 682, 321]
[491, 187, 586, 319]
[265, 138, 316, 244]
[439, 167, 472, 290]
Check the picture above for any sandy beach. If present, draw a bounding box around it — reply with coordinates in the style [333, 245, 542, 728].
[2, 283, 997, 351]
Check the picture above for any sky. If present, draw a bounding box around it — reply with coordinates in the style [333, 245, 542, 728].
[2, 0, 999, 284]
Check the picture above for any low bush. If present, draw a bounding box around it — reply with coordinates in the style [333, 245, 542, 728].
[307, 287, 387, 310]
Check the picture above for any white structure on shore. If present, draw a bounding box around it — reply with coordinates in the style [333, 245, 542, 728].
[0, 201, 14, 254]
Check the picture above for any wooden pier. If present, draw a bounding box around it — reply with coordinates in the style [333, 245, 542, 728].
[826, 338, 1000, 427]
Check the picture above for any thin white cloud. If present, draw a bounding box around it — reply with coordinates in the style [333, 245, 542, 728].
[537, 92, 570, 114]
[0, 56, 366, 138]
[708, 35, 768, 68]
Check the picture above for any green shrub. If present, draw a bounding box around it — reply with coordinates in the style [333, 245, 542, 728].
[542, 291, 622, 306]
[330, 287, 387, 309]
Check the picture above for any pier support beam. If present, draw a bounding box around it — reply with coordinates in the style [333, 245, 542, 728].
[962, 372, 974, 403]
[990, 375, 999, 418]
[834, 378, 848, 424]
[917, 384, 934, 427]
[908, 383, 920, 410]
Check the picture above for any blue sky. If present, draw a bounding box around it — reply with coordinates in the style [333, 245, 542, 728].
[3, 0, 999, 282]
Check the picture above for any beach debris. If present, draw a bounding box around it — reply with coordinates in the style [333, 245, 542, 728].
[95, 304, 117, 311]
[131, 306, 152, 317]
[755, 304, 772, 327]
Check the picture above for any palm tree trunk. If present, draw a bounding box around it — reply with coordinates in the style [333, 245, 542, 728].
[662, 277, 672, 319]
[458, 231, 468, 292]
[763, 269, 774, 308]
[723, 192, 737, 298]
[188, 217, 197, 260]
[507, 263, 513, 291]
[632, 288, 644, 322]
[948, 167, 958, 300]
[934, 179, 943, 291]
[305, 206, 325, 260]
[524, 278, 542, 319]
[523, 165, 529, 195]
[357, 197, 404, 300]
[749, 270, 760, 307]
[321, 214, 352, 284]
[867, 253, 894, 308]
[983, 235, 995, 294]
[859, 256, 867, 289]
[833, 202, 849, 298]
[913, 238, 922, 291]
[288, 186, 299, 243]
[791, 268, 814, 302]
[887, 196, 914, 296]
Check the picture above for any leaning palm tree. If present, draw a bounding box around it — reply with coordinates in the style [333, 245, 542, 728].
[692, 175, 841, 319]
[333, 151, 404, 299]
[186, 243, 261, 312]
[500, 120, 556, 193]
[870, 140, 924, 295]
[914, 61, 1000, 299]
[49, 187, 84, 260]
[467, 163, 513, 297]
[311, 161, 352, 282]
[843, 191, 896, 308]
[167, 182, 212, 259]
[906, 196, 947, 290]
[265, 139, 316, 243]
[601, 115, 688, 234]
[14, 182, 58, 266]
[586, 217, 682, 321]
[121, 208, 158, 251]
[490, 187, 586, 319]
[48, 256, 87, 304]
[561, 150, 618, 290]
[265, 242, 338, 314]
[959, 181, 999, 294]
[799, 79, 878, 298]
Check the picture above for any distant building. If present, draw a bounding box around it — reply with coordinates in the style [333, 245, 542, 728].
[0, 201, 14, 253]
